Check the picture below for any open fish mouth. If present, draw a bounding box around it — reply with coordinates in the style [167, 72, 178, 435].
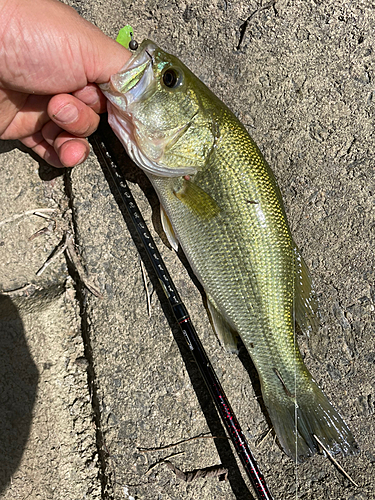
[109, 40, 157, 107]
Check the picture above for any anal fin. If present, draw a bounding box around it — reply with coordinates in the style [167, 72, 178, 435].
[207, 296, 238, 354]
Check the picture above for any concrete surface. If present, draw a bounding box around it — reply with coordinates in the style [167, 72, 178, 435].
[1, 0, 374, 499]
[0, 145, 101, 498]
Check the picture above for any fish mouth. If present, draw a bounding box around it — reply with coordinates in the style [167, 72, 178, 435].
[109, 40, 157, 106]
[103, 40, 198, 178]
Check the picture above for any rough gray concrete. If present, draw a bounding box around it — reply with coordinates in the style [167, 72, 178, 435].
[0, 0, 374, 499]
[0, 145, 101, 498]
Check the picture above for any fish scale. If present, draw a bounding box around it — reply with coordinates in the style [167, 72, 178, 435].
[151, 128, 295, 374]
[100, 39, 358, 462]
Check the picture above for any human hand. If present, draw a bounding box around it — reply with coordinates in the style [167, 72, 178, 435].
[0, 0, 131, 167]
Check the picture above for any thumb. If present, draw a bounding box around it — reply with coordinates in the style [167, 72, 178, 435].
[80, 25, 133, 85]
[0, 0, 132, 94]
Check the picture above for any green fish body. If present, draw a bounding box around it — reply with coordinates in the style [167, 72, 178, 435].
[100, 40, 358, 462]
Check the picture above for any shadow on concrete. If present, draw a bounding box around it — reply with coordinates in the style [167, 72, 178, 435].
[0, 139, 65, 181]
[91, 118, 256, 500]
[0, 139, 18, 155]
[0, 295, 39, 494]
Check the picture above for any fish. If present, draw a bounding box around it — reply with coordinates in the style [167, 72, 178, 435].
[100, 40, 358, 462]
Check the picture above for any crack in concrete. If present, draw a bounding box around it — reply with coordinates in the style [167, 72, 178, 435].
[236, 0, 278, 50]
[64, 170, 113, 500]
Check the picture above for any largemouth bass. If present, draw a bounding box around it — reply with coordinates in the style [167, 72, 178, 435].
[100, 40, 358, 462]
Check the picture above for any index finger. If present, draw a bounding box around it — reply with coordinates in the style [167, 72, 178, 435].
[72, 83, 107, 114]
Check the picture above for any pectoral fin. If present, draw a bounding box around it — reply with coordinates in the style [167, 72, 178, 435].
[294, 247, 319, 335]
[207, 297, 238, 353]
[160, 205, 179, 251]
[174, 179, 221, 219]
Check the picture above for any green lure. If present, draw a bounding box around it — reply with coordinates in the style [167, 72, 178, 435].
[116, 25, 134, 49]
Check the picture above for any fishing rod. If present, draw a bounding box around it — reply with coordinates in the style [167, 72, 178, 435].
[92, 130, 275, 500]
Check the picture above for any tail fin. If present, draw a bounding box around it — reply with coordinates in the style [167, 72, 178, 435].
[262, 378, 359, 463]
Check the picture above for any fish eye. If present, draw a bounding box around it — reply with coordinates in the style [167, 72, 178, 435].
[162, 68, 182, 89]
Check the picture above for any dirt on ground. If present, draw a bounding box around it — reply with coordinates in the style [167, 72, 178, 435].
[0, 1, 374, 499]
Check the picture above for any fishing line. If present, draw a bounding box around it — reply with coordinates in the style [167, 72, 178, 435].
[293, 250, 298, 500]
[91, 129, 275, 500]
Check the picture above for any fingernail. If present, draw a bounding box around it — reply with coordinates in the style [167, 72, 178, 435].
[83, 88, 100, 106]
[53, 104, 79, 124]
[76, 152, 87, 166]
